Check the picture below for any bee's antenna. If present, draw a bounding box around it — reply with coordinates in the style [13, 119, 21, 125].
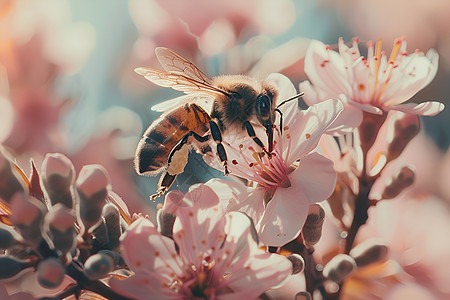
[276, 92, 304, 109]
[275, 92, 304, 134]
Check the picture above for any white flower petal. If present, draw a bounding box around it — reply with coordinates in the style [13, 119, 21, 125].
[173, 185, 227, 266]
[119, 218, 184, 278]
[290, 152, 337, 204]
[284, 99, 343, 163]
[258, 186, 309, 246]
[223, 251, 291, 298]
[347, 96, 383, 114]
[110, 273, 179, 300]
[304, 40, 351, 96]
[387, 101, 445, 116]
[267, 72, 300, 126]
[325, 96, 363, 134]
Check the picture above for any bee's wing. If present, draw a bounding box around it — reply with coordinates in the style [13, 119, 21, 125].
[155, 47, 214, 85]
[151, 94, 215, 113]
[135, 67, 227, 97]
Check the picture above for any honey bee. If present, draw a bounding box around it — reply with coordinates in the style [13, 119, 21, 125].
[134, 47, 302, 199]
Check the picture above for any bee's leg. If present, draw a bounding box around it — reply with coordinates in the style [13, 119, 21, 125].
[209, 121, 229, 175]
[151, 132, 210, 200]
[167, 131, 209, 167]
[242, 121, 272, 157]
[150, 172, 177, 200]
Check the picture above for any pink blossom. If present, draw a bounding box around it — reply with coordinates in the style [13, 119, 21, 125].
[111, 184, 291, 299]
[300, 38, 444, 134]
[204, 97, 343, 246]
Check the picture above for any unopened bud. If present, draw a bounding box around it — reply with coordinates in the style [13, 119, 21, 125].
[0, 223, 21, 249]
[287, 254, 305, 275]
[10, 193, 45, 247]
[295, 291, 312, 300]
[157, 208, 176, 238]
[41, 153, 75, 208]
[0, 256, 30, 279]
[157, 190, 184, 238]
[92, 218, 109, 249]
[350, 239, 388, 268]
[37, 258, 65, 288]
[0, 148, 27, 203]
[302, 204, 325, 247]
[387, 113, 420, 162]
[45, 204, 77, 255]
[98, 250, 125, 268]
[103, 203, 122, 250]
[163, 190, 185, 215]
[76, 165, 110, 233]
[323, 254, 357, 283]
[382, 166, 415, 200]
[84, 252, 114, 280]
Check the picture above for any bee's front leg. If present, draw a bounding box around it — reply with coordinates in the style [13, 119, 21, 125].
[242, 121, 272, 157]
[209, 121, 229, 175]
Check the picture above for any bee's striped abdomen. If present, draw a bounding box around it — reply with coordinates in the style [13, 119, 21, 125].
[134, 103, 211, 175]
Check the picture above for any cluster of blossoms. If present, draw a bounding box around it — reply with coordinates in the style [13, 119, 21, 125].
[0, 36, 446, 299]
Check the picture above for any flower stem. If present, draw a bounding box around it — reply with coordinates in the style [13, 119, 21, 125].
[344, 179, 372, 254]
[65, 261, 134, 300]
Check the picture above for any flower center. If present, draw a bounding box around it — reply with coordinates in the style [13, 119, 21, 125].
[181, 256, 218, 299]
[249, 150, 291, 192]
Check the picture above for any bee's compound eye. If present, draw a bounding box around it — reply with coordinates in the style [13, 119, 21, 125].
[256, 94, 271, 116]
[255, 94, 272, 126]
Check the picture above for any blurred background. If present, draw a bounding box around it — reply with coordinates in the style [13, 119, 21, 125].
[1, 0, 450, 222]
[1, 0, 450, 299]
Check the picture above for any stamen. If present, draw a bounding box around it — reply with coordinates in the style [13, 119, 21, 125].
[283, 129, 293, 163]
[375, 39, 402, 104]
[252, 152, 278, 182]
[371, 39, 382, 103]
[271, 152, 289, 179]
[338, 135, 347, 153]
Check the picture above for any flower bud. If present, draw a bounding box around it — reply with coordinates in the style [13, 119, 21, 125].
[386, 113, 420, 162]
[156, 208, 176, 238]
[92, 218, 109, 249]
[44, 204, 77, 255]
[295, 291, 312, 300]
[163, 190, 185, 215]
[76, 165, 110, 233]
[323, 254, 357, 283]
[9, 193, 45, 247]
[157, 190, 184, 238]
[350, 239, 388, 268]
[37, 258, 66, 288]
[382, 166, 415, 200]
[0, 148, 27, 203]
[84, 252, 114, 280]
[0, 223, 21, 249]
[302, 204, 325, 247]
[98, 249, 125, 268]
[0, 256, 30, 279]
[287, 254, 305, 275]
[103, 203, 122, 250]
[41, 153, 75, 208]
